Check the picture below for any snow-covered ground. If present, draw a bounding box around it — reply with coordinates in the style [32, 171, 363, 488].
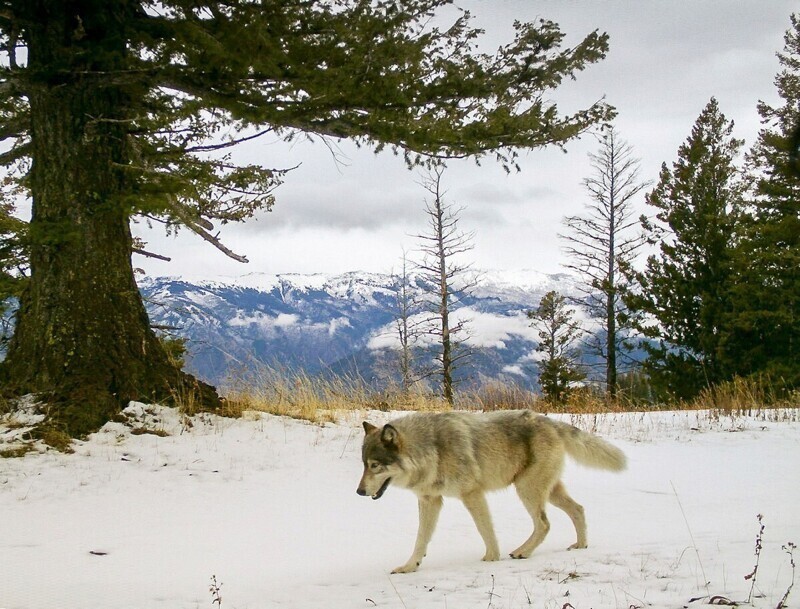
[1, 405, 798, 609]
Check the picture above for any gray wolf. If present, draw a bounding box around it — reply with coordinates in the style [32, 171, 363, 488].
[356, 410, 626, 573]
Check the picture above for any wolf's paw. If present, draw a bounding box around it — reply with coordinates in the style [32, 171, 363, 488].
[509, 548, 530, 560]
[567, 542, 587, 550]
[391, 561, 420, 574]
[482, 549, 501, 562]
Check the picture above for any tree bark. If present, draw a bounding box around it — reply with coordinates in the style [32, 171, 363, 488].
[434, 197, 454, 405]
[1, 0, 219, 436]
[606, 171, 618, 400]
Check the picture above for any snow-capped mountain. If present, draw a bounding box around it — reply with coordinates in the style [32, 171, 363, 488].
[139, 269, 583, 389]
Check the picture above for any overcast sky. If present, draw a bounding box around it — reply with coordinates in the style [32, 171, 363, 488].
[134, 1, 797, 280]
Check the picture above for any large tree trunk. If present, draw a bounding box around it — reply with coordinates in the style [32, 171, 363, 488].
[1, 1, 219, 436]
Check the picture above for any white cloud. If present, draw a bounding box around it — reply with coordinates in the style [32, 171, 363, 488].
[501, 365, 526, 377]
[328, 317, 351, 336]
[457, 309, 538, 350]
[368, 308, 540, 352]
[227, 311, 298, 331]
[274, 313, 299, 328]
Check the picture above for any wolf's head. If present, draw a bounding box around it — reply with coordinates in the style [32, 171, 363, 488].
[356, 421, 403, 500]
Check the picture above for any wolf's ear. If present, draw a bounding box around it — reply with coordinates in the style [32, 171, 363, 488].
[380, 424, 401, 449]
[363, 421, 378, 434]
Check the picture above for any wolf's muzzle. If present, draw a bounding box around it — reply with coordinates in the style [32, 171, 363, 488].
[356, 477, 392, 500]
[371, 477, 391, 500]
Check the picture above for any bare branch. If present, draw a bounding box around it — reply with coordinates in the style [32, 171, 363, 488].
[132, 247, 172, 262]
[185, 222, 248, 263]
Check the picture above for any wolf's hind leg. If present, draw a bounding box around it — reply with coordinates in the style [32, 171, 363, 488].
[510, 472, 556, 559]
[549, 480, 587, 550]
[461, 490, 501, 561]
[392, 495, 443, 574]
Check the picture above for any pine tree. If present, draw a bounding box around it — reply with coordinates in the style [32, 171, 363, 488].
[0, 2, 612, 434]
[728, 14, 800, 386]
[561, 125, 647, 400]
[527, 291, 585, 404]
[629, 98, 745, 399]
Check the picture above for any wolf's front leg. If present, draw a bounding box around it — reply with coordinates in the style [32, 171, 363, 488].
[392, 495, 443, 574]
[461, 490, 501, 561]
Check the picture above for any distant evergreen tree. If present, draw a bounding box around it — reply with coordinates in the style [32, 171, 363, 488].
[561, 125, 648, 400]
[527, 291, 585, 404]
[629, 98, 745, 399]
[727, 14, 800, 387]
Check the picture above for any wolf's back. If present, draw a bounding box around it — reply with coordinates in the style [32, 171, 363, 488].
[554, 421, 627, 471]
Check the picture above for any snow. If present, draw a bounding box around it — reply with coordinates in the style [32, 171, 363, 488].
[472, 269, 575, 302]
[1, 406, 798, 609]
[138, 269, 566, 304]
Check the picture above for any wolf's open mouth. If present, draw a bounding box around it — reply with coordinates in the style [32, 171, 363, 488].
[372, 477, 392, 500]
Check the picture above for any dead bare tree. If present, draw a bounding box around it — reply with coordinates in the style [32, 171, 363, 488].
[414, 167, 476, 404]
[561, 126, 648, 399]
[389, 249, 426, 391]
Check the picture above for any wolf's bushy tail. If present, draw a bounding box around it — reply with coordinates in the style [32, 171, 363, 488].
[555, 421, 627, 471]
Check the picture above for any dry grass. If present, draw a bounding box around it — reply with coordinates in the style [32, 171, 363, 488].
[0, 443, 35, 459]
[462, 380, 542, 411]
[688, 376, 800, 413]
[220, 366, 449, 423]
[460, 382, 649, 415]
[203, 365, 800, 424]
[216, 369, 632, 424]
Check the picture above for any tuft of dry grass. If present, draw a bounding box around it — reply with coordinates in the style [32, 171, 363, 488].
[130, 427, 170, 437]
[460, 380, 541, 411]
[35, 426, 74, 453]
[0, 444, 35, 458]
[688, 375, 800, 414]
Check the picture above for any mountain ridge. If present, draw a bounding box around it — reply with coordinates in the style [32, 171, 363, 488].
[140, 269, 583, 390]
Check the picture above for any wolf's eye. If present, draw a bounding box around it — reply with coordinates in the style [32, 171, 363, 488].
[369, 462, 381, 471]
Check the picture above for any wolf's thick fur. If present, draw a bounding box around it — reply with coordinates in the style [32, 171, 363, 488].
[356, 410, 626, 573]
